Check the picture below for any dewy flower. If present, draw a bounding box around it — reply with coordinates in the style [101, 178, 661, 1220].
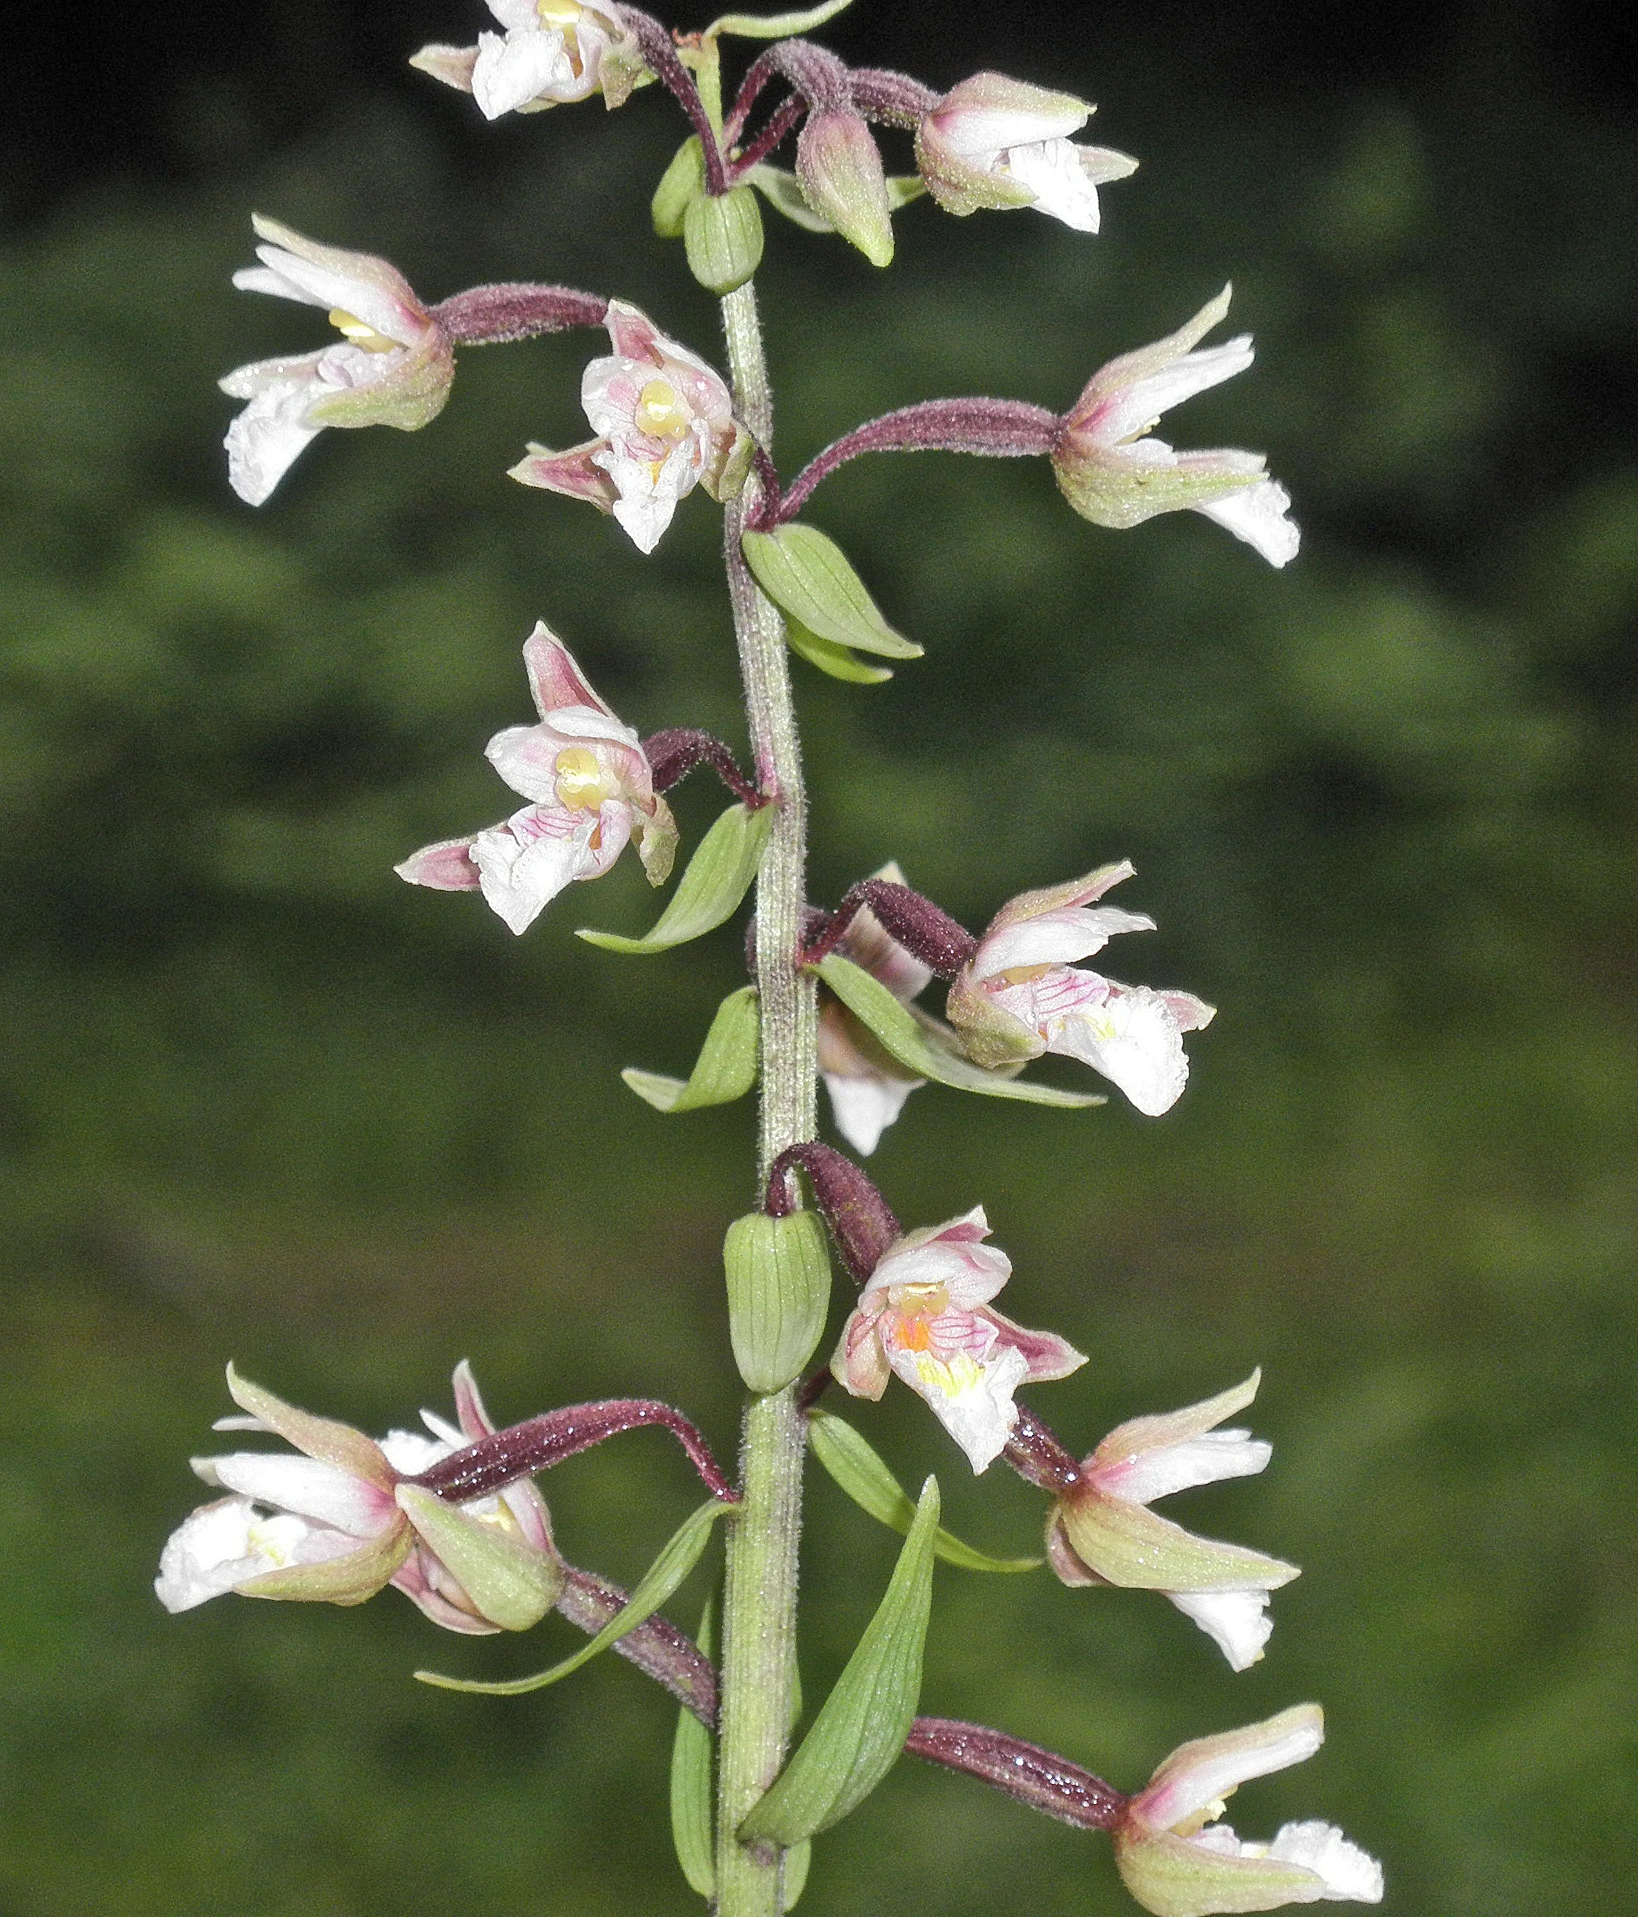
[817, 863, 934, 1155]
[1045, 1373, 1298, 1671]
[1052, 287, 1300, 567]
[509, 300, 745, 554]
[1114, 1705, 1383, 1916]
[155, 1362, 562, 1634]
[832, 1208, 1086, 1472]
[396, 622, 678, 934]
[946, 861, 1215, 1117]
[220, 215, 454, 506]
[916, 71, 1138, 232]
[411, 1, 643, 121]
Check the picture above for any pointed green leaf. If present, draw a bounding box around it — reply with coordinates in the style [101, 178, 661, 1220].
[814, 954, 1105, 1108]
[808, 1411, 1042, 1573]
[741, 524, 921, 660]
[706, 0, 855, 41]
[624, 986, 761, 1113]
[724, 1209, 832, 1394]
[416, 1499, 732, 1695]
[580, 802, 775, 954]
[747, 165, 924, 232]
[739, 1477, 940, 1845]
[669, 1598, 716, 1900]
[784, 619, 895, 685]
[783, 1840, 812, 1910]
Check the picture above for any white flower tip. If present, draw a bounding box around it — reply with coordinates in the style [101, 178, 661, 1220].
[1269, 1821, 1384, 1903]
[1168, 1588, 1275, 1671]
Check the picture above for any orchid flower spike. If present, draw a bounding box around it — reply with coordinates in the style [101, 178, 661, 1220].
[396, 622, 678, 934]
[156, 1362, 561, 1634]
[220, 215, 454, 506]
[916, 71, 1138, 232]
[946, 861, 1215, 1116]
[1052, 287, 1300, 567]
[818, 863, 936, 1155]
[510, 301, 746, 553]
[411, 1, 645, 121]
[832, 1208, 1086, 1472]
[1046, 1373, 1299, 1670]
[1115, 1706, 1383, 1916]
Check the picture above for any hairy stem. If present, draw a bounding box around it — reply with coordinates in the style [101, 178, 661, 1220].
[713, 279, 818, 1917]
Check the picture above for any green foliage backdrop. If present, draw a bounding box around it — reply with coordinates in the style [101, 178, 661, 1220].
[3, 22, 1634, 1916]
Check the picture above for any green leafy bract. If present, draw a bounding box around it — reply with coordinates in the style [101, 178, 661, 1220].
[738, 1477, 939, 1844]
[813, 954, 1104, 1107]
[705, 0, 856, 42]
[741, 524, 921, 659]
[747, 166, 927, 233]
[415, 1499, 732, 1696]
[623, 985, 760, 1113]
[669, 1598, 716, 1900]
[784, 619, 896, 684]
[580, 802, 774, 954]
[808, 1410, 1042, 1573]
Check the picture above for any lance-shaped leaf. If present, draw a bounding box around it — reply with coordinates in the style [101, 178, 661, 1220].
[747, 166, 926, 233]
[784, 619, 895, 685]
[783, 1840, 812, 1910]
[706, 0, 856, 41]
[741, 525, 921, 660]
[669, 1598, 716, 1900]
[624, 986, 761, 1113]
[416, 1499, 732, 1695]
[815, 954, 1104, 1108]
[808, 1410, 1041, 1573]
[724, 1209, 832, 1394]
[739, 1477, 939, 1845]
[580, 802, 775, 954]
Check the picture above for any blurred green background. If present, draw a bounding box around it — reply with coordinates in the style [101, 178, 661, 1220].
[3, 3, 1634, 1912]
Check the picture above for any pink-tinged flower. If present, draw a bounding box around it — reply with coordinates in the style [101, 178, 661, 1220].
[832, 1207, 1086, 1472]
[156, 1363, 561, 1634]
[411, 1, 643, 120]
[946, 861, 1215, 1116]
[817, 863, 935, 1155]
[1046, 1373, 1298, 1670]
[509, 301, 745, 554]
[1114, 1706, 1383, 1916]
[1052, 287, 1300, 567]
[395, 622, 678, 934]
[916, 71, 1137, 232]
[220, 215, 454, 506]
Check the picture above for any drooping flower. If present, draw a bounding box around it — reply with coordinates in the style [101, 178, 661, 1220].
[1114, 1706, 1383, 1916]
[509, 301, 745, 553]
[946, 861, 1215, 1116]
[915, 71, 1138, 232]
[396, 622, 678, 934]
[832, 1208, 1086, 1472]
[817, 863, 934, 1155]
[1046, 1373, 1298, 1670]
[220, 216, 454, 506]
[1052, 287, 1300, 567]
[411, 1, 644, 121]
[156, 1363, 561, 1634]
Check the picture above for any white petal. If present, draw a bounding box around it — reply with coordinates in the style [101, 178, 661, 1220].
[867, 1233, 1012, 1309]
[471, 28, 575, 119]
[1045, 982, 1191, 1116]
[205, 1453, 391, 1536]
[1197, 478, 1301, 567]
[1168, 1588, 1274, 1671]
[938, 102, 1086, 157]
[246, 246, 409, 343]
[888, 1340, 1027, 1473]
[976, 905, 1155, 976]
[597, 441, 697, 553]
[1002, 137, 1105, 232]
[823, 1068, 922, 1155]
[156, 1498, 324, 1611]
[1112, 337, 1256, 439]
[1267, 1822, 1384, 1902]
[1158, 1712, 1325, 1829]
[223, 380, 324, 505]
[1107, 1429, 1272, 1504]
[379, 1427, 454, 1474]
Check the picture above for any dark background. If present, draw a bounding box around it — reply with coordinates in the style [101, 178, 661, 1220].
[3, 3, 1635, 1913]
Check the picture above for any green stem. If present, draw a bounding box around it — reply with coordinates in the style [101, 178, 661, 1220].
[714, 279, 817, 1917]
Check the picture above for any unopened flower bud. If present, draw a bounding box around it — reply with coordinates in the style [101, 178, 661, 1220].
[796, 109, 896, 267]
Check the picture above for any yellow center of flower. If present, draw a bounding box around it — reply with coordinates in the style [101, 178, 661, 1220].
[913, 1351, 984, 1397]
[537, 0, 583, 22]
[554, 746, 618, 811]
[887, 1281, 950, 1352]
[991, 961, 1055, 988]
[1174, 1794, 1231, 1839]
[469, 1500, 524, 1540]
[328, 309, 397, 351]
[637, 379, 691, 445]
